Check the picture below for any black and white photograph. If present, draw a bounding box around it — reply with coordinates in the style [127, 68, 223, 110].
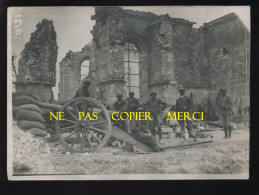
[7, 6, 250, 180]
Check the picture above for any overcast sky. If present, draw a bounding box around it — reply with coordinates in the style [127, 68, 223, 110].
[9, 6, 250, 99]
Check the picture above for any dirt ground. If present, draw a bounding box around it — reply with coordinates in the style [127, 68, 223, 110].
[13, 123, 249, 175]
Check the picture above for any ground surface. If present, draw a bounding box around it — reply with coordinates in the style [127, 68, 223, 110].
[13, 123, 249, 176]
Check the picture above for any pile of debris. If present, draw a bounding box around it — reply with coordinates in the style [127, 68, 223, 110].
[13, 120, 52, 173]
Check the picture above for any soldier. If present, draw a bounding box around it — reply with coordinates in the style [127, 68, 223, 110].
[176, 87, 197, 142]
[144, 92, 167, 144]
[113, 93, 130, 134]
[74, 80, 91, 98]
[126, 91, 141, 112]
[126, 91, 141, 132]
[219, 88, 233, 139]
[131, 107, 160, 152]
[113, 93, 127, 112]
[215, 89, 223, 121]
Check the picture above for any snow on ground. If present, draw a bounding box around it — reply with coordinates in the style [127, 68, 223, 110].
[12, 121, 249, 175]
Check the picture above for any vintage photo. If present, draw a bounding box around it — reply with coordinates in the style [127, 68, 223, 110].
[7, 6, 250, 180]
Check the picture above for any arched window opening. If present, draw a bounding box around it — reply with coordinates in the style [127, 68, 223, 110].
[81, 60, 90, 81]
[124, 42, 140, 98]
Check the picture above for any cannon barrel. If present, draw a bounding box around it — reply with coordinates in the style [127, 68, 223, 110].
[39, 102, 115, 116]
[39, 102, 62, 111]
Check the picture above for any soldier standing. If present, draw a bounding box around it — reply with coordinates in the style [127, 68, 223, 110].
[144, 92, 167, 144]
[219, 88, 233, 139]
[176, 87, 197, 142]
[126, 91, 141, 112]
[126, 91, 141, 132]
[113, 93, 130, 134]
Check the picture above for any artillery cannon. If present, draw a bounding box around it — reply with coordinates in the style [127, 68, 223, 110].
[13, 92, 154, 153]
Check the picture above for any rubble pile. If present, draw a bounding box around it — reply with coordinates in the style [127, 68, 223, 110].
[13, 121, 52, 173]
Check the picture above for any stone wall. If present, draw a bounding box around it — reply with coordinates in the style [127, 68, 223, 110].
[90, 8, 153, 104]
[204, 13, 250, 116]
[146, 15, 208, 106]
[16, 84, 53, 103]
[58, 45, 91, 102]
[15, 19, 58, 103]
[58, 8, 249, 116]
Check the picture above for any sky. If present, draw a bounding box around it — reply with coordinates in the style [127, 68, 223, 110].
[9, 6, 250, 99]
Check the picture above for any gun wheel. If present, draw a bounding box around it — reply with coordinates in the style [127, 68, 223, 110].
[55, 97, 111, 153]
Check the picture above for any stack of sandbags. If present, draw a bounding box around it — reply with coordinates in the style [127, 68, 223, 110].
[13, 94, 39, 107]
[13, 92, 49, 138]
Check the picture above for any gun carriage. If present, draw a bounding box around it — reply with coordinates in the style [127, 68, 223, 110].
[13, 92, 154, 153]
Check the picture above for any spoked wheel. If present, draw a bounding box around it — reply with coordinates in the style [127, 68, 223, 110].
[55, 97, 111, 153]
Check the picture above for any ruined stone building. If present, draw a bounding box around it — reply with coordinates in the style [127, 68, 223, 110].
[15, 19, 58, 103]
[58, 7, 250, 118]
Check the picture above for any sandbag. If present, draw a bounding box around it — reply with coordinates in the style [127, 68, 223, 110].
[14, 104, 41, 113]
[12, 92, 37, 100]
[26, 128, 48, 137]
[13, 106, 18, 118]
[13, 96, 39, 107]
[17, 120, 45, 130]
[16, 109, 45, 123]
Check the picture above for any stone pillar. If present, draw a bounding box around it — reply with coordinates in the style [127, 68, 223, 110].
[90, 9, 127, 105]
[147, 18, 177, 104]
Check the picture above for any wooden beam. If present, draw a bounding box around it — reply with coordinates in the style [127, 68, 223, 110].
[160, 140, 213, 150]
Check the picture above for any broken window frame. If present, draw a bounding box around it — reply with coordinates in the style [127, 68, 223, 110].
[124, 42, 140, 98]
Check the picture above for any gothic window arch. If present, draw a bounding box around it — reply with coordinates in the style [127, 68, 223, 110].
[124, 42, 140, 98]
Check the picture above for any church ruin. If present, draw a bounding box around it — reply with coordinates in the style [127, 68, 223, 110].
[14, 7, 249, 120]
[58, 7, 250, 116]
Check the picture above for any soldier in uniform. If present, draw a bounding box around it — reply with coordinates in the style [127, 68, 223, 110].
[144, 92, 167, 144]
[131, 107, 160, 152]
[74, 80, 91, 98]
[219, 88, 233, 138]
[126, 91, 141, 112]
[113, 93, 130, 134]
[175, 87, 197, 142]
[126, 91, 141, 132]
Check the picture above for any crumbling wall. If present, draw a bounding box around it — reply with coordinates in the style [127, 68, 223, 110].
[91, 8, 151, 104]
[58, 45, 92, 102]
[147, 24, 163, 82]
[16, 19, 58, 102]
[171, 21, 207, 86]
[205, 13, 250, 118]
[90, 10, 126, 105]
[90, 8, 213, 106]
[146, 16, 208, 106]
[59, 8, 249, 113]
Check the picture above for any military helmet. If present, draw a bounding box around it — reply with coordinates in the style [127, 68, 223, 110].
[137, 107, 145, 112]
[116, 93, 123, 97]
[178, 87, 185, 91]
[82, 79, 91, 87]
[150, 92, 157, 96]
